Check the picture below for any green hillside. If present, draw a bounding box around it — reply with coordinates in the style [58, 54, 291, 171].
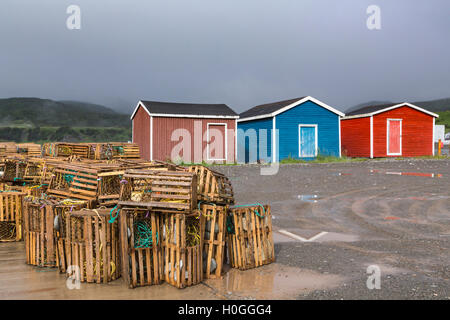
[0, 97, 131, 143]
[413, 98, 450, 113]
[0, 98, 130, 128]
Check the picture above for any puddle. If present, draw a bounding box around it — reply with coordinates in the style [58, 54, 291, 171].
[297, 195, 320, 203]
[370, 169, 443, 178]
[205, 263, 343, 300]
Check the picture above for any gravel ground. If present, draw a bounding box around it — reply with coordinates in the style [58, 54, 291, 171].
[213, 159, 450, 300]
[0, 159, 448, 300]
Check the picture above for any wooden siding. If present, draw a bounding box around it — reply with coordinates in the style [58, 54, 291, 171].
[276, 101, 340, 159]
[152, 117, 236, 163]
[341, 117, 371, 157]
[237, 118, 272, 163]
[132, 105, 151, 160]
[373, 106, 433, 157]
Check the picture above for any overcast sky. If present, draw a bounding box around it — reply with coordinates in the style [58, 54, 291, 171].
[0, 0, 449, 114]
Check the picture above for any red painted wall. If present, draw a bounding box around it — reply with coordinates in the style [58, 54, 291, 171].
[152, 117, 236, 163]
[372, 106, 433, 157]
[341, 105, 434, 158]
[132, 105, 150, 160]
[341, 117, 371, 157]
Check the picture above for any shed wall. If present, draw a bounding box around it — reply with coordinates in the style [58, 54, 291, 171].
[132, 106, 151, 160]
[340, 117, 371, 157]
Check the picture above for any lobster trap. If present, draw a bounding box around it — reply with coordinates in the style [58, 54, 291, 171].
[227, 205, 275, 270]
[16, 143, 41, 157]
[160, 211, 204, 288]
[199, 204, 227, 279]
[0, 192, 25, 242]
[2, 158, 27, 182]
[119, 208, 163, 288]
[188, 166, 234, 205]
[119, 170, 198, 213]
[89, 143, 141, 160]
[23, 198, 87, 267]
[60, 209, 121, 283]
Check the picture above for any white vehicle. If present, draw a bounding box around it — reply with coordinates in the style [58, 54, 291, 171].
[445, 132, 450, 145]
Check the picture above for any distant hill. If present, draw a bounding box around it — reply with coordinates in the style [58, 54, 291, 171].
[0, 97, 130, 128]
[345, 100, 393, 113]
[347, 97, 450, 113]
[412, 98, 450, 113]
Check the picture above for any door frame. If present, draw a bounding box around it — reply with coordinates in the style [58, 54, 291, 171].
[298, 124, 318, 157]
[206, 122, 227, 161]
[386, 118, 402, 156]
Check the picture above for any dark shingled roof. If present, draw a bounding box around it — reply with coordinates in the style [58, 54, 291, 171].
[139, 100, 238, 117]
[345, 103, 401, 116]
[240, 97, 306, 118]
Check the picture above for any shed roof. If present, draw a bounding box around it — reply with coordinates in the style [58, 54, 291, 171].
[343, 102, 439, 119]
[131, 100, 239, 119]
[238, 96, 345, 122]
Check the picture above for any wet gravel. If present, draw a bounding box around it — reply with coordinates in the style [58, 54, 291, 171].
[213, 159, 450, 300]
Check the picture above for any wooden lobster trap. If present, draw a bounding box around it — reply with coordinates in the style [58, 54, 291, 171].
[227, 204, 275, 270]
[199, 203, 227, 279]
[47, 163, 98, 203]
[43, 143, 90, 158]
[16, 143, 41, 157]
[160, 211, 203, 288]
[60, 209, 121, 283]
[119, 208, 163, 288]
[2, 158, 27, 182]
[0, 191, 25, 242]
[0, 142, 18, 156]
[88, 143, 140, 160]
[96, 162, 166, 207]
[23, 197, 87, 267]
[119, 170, 197, 213]
[188, 166, 234, 205]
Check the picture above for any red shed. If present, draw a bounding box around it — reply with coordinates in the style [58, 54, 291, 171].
[341, 103, 438, 158]
[131, 100, 239, 163]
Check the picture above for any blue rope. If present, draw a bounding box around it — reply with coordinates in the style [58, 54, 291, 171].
[108, 205, 119, 223]
[134, 220, 158, 248]
[231, 203, 266, 218]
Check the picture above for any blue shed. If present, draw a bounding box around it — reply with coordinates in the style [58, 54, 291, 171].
[237, 96, 345, 162]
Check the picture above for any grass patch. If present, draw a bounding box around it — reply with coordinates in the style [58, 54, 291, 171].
[436, 111, 450, 133]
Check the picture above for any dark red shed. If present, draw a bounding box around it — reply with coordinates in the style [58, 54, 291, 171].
[131, 100, 239, 163]
[341, 103, 438, 158]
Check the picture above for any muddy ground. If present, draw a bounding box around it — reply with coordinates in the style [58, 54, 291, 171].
[0, 159, 449, 299]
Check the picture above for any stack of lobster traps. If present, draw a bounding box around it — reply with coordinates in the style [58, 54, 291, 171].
[115, 164, 275, 290]
[42, 142, 141, 160]
[0, 141, 275, 291]
[118, 168, 204, 288]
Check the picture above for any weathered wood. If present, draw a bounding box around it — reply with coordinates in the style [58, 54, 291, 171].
[0, 192, 25, 242]
[188, 165, 234, 205]
[161, 212, 203, 288]
[226, 205, 275, 270]
[24, 198, 87, 267]
[119, 208, 163, 288]
[60, 209, 121, 283]
[199, 204, 227, 279]
[119, 170, 197, 213]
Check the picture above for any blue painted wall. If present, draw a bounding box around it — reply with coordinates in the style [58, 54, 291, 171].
[238, 100, 340, 162]
[277, 100, 340, 159]
[237, 118, 272, 163]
